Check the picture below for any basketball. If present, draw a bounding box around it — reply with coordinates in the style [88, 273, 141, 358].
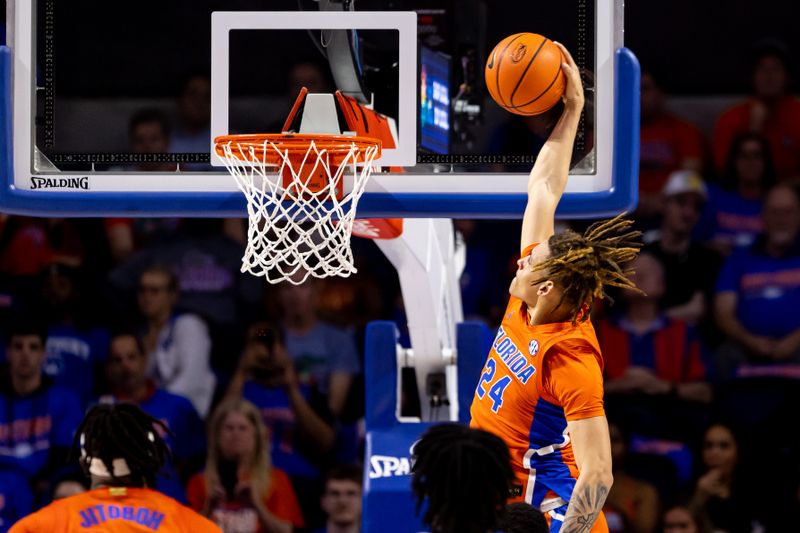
[485, 33, 566, 115]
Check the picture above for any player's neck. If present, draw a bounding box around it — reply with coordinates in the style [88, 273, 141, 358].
[91, 476, 144, 490]
[527, 302, 569, 326]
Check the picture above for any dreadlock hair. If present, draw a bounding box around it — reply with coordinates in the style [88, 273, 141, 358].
[532, 214, 643, 324]
[74, 403, 171, 488]
[411, 424, 514, 533]
[497, 502, 549, 533]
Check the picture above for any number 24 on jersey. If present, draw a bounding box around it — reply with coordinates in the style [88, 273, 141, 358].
[475, 359, 511, 413]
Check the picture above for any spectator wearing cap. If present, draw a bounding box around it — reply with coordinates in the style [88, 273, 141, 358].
[713, 41, 800, 180]
[644, 171, 723, 324]
[639, 70, 706, 217]
[714, 183, 800, 377]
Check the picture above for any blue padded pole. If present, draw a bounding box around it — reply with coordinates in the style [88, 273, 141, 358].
[456, 321, 494, 424]
[364, 321, 400, 430]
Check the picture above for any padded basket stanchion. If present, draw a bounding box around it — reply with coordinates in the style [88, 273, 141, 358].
[214, 133, 381, 284]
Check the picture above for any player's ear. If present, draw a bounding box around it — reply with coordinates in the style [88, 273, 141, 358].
[537, 280, 554, 296]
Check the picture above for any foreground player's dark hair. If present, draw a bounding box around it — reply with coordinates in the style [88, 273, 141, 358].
[533, 214, 643, 324]
[497, 502, 549, 533]
[412, 424, 514, 533]
[75, 404, 171, 488]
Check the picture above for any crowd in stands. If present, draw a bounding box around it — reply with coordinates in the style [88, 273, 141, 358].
[0, 37, 799, 533]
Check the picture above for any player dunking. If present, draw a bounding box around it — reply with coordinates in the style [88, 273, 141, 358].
[10, 404, 222, 533]
[470, 43, 641, 533]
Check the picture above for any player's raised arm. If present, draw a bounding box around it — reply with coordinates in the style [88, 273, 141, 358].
[520, 43, 585, 252]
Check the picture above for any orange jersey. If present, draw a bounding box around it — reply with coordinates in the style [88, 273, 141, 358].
[470, 288, 606, 522]
[9, 487, 222, 533]
[186, 469, 305, 531]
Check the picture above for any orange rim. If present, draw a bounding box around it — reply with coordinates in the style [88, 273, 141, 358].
[214, 133, 382, 165]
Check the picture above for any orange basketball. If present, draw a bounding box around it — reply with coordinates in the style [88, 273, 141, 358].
[485, 33, 566, 115]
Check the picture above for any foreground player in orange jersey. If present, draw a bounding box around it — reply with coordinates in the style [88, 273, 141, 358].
[10, 404, 222, 533]
[470, 43, 641, 533]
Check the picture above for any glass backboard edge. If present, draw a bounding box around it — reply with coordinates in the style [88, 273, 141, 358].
[0, 46, 638, 218]
[0, 47, 12, 203]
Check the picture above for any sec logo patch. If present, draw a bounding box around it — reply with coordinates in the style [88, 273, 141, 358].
[529, 339, 539, 356]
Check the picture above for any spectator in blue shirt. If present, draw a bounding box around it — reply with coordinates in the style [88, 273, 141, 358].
[40, 262, 110, 408]
[0, 469, 33, 533]
[98, 331, 206, 502]
[0, 321, 82, 481]
[699, 132, 775, 255]
[714, 183, 800, 378]
[276, 277, 361, 419]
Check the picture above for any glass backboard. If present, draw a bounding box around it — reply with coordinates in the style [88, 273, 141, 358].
[0, 0, 638, 218]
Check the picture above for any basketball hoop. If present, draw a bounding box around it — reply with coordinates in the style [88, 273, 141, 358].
[214, 133, 381, 284]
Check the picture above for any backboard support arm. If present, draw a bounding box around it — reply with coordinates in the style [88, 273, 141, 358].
[373, 218, 465, 421]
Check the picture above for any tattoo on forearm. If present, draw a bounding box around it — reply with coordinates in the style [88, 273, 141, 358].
[560, 483, 610, 533]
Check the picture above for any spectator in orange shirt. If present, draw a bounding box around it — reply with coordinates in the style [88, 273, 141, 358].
[638, 70, 706, 217]
[9, 403, 222, 533]
[186, 399, 304, 533]
[713, 41, 800, 181]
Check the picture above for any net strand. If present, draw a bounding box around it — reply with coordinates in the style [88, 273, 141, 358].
[218, 138, 379, 285]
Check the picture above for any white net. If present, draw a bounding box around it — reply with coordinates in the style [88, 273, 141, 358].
[217, 136, 380, 285]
